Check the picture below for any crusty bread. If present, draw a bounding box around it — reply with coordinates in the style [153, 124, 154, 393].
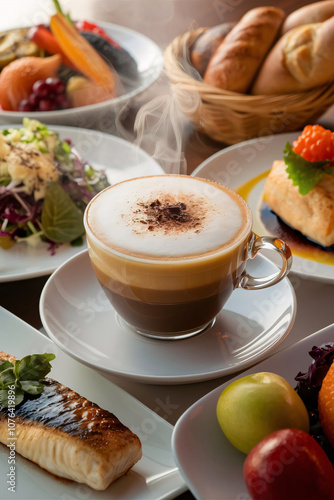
[203, 6, 285, 93]
[282, 0, 334, 34]
[264, 160, 334, 247]
[190, 23, 234, 76]
[251, 16, 334, 94]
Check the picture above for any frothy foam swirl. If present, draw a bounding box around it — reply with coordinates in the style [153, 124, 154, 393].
[86, 176, 250, 258]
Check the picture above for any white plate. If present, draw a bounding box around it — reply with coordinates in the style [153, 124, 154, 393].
[0, 22, 163, 129]
[172, 322, 334, 500]
[0, 306, 187, 499]
[192, 132, 334, 283]
[40, 249, 296, 384]
[0, 125, 164, 282]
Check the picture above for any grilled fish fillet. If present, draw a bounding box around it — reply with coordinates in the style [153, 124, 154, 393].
[264, 160, 334, 247]
[0, 351, 142, 490]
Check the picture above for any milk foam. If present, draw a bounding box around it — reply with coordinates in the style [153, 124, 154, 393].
[86, 176, 250, 258]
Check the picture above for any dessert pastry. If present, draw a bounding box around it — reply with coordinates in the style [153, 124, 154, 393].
[264, 160, 334, 247]
[263, 125, 334, 247]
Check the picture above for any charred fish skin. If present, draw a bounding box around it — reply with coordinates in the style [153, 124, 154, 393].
[5, 379, 131, 438]
[0, 359, 142, 490]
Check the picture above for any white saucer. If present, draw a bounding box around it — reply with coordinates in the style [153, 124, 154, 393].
[40, 250, 296, 384]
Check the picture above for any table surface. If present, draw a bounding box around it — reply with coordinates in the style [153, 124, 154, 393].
[1, 1, 334, 499]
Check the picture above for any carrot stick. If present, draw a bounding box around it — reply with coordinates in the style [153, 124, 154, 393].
[28, 26, 77, 69]
[50, 13, 116, 91]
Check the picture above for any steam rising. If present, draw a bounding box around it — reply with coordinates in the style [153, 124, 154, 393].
[132, 93, 189, 175]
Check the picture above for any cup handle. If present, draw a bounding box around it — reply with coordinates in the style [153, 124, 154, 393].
[237, 234, 292, 290]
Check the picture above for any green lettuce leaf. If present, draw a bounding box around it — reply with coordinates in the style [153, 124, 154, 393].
[283, 142, 334, 195]
[41, 182, 85, 243]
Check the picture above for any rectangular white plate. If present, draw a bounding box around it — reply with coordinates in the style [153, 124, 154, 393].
[0, 306, 187, 499]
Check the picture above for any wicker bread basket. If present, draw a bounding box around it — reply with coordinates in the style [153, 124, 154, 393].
[164, 28, 334, 145]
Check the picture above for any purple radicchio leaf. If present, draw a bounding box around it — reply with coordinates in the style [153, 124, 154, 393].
[295, 343, 334, 388]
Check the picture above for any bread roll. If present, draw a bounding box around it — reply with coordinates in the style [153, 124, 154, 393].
[190, 23, 234, 76]
[203, 6, 285, 93]
[282, 0, 334, 34]
[251, 16, 334, 95]
[264, 160, 334, 247]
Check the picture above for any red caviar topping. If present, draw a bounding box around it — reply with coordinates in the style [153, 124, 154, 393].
[292, 124, 334, 162]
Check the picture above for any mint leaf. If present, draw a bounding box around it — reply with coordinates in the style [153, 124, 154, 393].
[0, 360, 14, 372]
[19, 380, 45, 395]
[14, 353, 55, 381]
[283, 142, 334, 195]
[0, 387, 24, 407]
[0, 367, 15, 387]
[0, 353, 55, 407]
[41, 182, 85, 243]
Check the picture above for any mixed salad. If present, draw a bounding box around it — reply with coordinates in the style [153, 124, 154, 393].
[0, 119, 109, 253]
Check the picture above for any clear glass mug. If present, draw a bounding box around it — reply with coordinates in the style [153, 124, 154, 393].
[84, 175, 292, 340]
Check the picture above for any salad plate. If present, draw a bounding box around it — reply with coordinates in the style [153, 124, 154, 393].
[171, 322, 334, 500]
[0, 124, 164, 283]
[40, 249, 296, 384]
[0, 306, 187, 499]
[192, 132, 334, 284]
[0, 21, 164, 129]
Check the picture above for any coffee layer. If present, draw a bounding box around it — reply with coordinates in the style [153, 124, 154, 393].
[100, 282, 233, 334]
[86, 175, 250, 259]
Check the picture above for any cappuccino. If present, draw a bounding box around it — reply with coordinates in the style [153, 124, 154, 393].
[85, 175, 252, 337]
[84, 175, 290, 338]
[86, 175, 251, 259]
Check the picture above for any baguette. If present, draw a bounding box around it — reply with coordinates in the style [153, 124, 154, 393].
[203, 6, 285, 93]
[281, 0, 334, 34]
[190, 23, 234, 76]
[251, 16, 334, 95]
[264, 160, 334, 247]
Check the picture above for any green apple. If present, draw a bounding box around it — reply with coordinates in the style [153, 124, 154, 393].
[216, 372, 309, 454]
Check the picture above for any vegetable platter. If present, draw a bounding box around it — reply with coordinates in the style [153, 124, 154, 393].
[0, 1, 163, 128]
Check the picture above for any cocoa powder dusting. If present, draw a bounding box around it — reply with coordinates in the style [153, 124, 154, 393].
[132, 195, 205, 235]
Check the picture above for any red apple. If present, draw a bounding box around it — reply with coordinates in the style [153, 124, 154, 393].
[243, 428, 334, 500]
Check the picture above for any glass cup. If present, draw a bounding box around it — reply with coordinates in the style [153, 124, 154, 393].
[84, 175, 292, 340]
